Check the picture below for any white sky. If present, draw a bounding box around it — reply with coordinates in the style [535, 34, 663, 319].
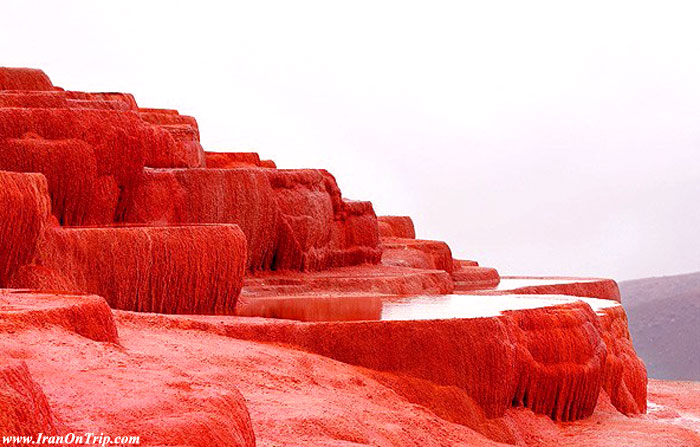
[2, 1, 699, 280]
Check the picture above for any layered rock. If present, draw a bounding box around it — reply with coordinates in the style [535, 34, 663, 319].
[138, 108, 204, 168]
[241, 265, 454, 301]
[598, 305, 648, 413]
[0, 171, 51, 287]
[377, 215, 501, 289]
[62, 91, 138, 110]
[205, 151, 276, 168]
[378, 215, 416, 239]
[0, 289, 119, 343]
[138, 108, 200, 136]
[14, 225, 247, 314]
[382, 237, 454, 273]
[472, 276, 621, 302]
[0, 136, 119, 225]
[0, 69, 381, 276]
[0, 104, 205, 226]
[122, 167, 279, 270]
[511, 277, 621, 302]
[0, 361, 58, 436]
[0, 67, 653, 444]
[223, 299, 644, 421]
[0, 90, 135, 111]
[452, 266, 501, 290]
[0, 67, 54, 91]
[267, 169, 381, 270]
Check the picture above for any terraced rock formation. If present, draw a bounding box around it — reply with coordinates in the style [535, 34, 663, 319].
[0, 66, 694, 447]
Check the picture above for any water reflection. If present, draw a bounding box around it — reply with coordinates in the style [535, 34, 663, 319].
[236, 295, 384, 321]
[493, 278, 587, 291]
[235, 293, 611, 322]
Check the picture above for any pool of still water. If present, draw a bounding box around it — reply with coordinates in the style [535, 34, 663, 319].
[237, 293, 619, 322]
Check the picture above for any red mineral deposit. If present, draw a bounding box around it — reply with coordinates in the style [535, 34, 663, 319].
[15, 224, 247, 314]
[0, 136, 119, 225]
[0, 171, 51, 286]
[378, 215, 417, 239]
[122, 167, 280, 271]
[0, 67, 54, 91]
[0, 67, 691, 447]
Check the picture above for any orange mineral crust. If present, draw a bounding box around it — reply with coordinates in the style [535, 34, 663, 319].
[0, 66, 687, 447]
[0, 171, 51, 286]
[13, 224, 247, 315]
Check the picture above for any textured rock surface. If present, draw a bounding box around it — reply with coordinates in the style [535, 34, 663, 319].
[0, 67, 54, 91]
[0, 136, 119, 225]
[138, 108, 204, 168]
[598, 305, 648, 414]
[0, 67, 665, 446]
[0, 91, 69, 108]
[473, 276, 621, 302]
[0, 361, 58, 437]
[382, 237, 454, 272]
[378, 215, 416, 239]
[0, 108, 158, 187]
[0, 308, 255, 447]
[15, 225, 247, 314]
[122, 167, 380, 271]
[0, 91, 134, 111]
[222, 300, 634, 420]
[123, 167, 279, 270]
[0, 171, 50, 287]
[240, 265, 454, 303]
[0, 289, 118, 343]
[267, 169, 381, 270]
[205, 151, 276, 169]
[138, 108, 199, 136]
[453, 266, 502, 290]
[513, 277, 621, 302]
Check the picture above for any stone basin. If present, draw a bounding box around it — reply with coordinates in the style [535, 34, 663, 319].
[235, 292, 620, 322]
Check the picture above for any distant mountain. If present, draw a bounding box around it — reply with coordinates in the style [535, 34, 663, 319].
[620, 272, 700, 381]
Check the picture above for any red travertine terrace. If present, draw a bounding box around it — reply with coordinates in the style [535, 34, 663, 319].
[1, 67, 698, 447]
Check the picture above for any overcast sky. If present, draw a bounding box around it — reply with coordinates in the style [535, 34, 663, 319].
[2, 1, 699, 280]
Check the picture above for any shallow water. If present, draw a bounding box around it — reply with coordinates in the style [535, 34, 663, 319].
[492, 277, 593, 291]
[237, 293, 619, 322]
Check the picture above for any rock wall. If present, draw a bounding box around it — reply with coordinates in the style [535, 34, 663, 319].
[0, 171, 51, 287]
[224, 301, 645, 421]
[598, 305, 648, 413]
[381, 238, 454, 273]
[122, 167, 279, 271]
[0, 136, 119, 225]
[378, 215, 416, 239]
[267, 169, 380, 270]
[0, 289, 119, 343]
[205, 151, 276, 169]
[0, 361, 58, 436]
[0, 68, 54, 91]
[0, 68, 379, 274]
[0, 67, 650, 439]
[14, 225, 247, 314]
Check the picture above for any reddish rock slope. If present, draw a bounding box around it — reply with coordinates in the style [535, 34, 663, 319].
[0, 66, 678, 447]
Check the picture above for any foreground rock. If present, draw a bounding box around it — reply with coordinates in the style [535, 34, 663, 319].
[0, 295, 696, 447]
[0, 171, 51, 287]
[14, 225, 247, 314]
[0, 66, 671, 446]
